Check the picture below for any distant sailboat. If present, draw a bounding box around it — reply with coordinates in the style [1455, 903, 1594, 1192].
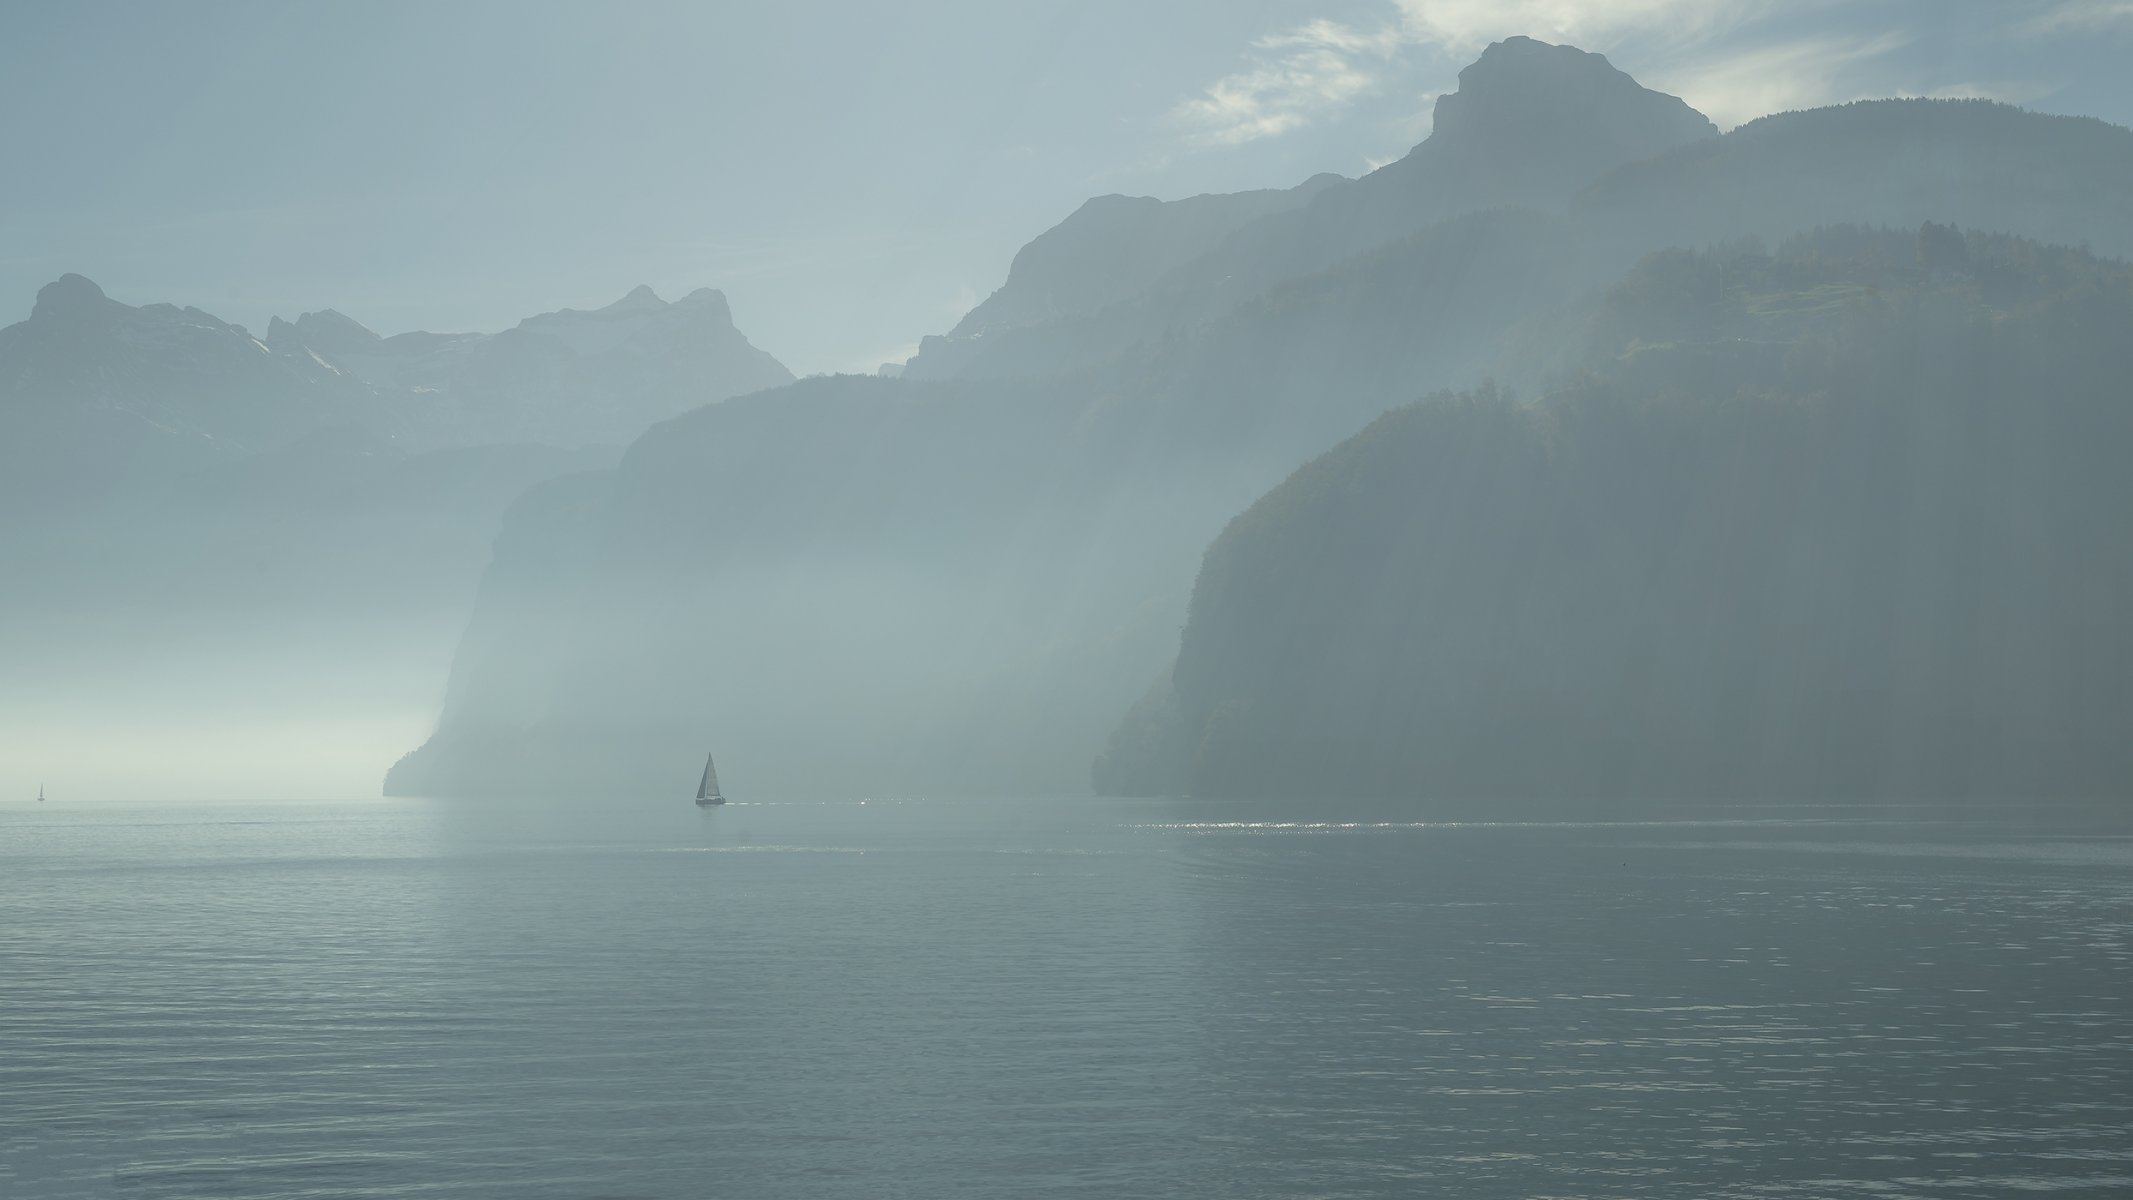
[694, 753, 726, 807]
[36, 783, 45, 802]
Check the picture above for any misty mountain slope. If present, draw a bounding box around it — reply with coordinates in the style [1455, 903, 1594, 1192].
[0, 273, 783, 795]
[384, 208, 1599, 800]
[1578, 98, 2133, 261]
[919, 174, 1342, 355]
[385, 373, 1239, 797]
[906, 36, 1715, 381]
[1098, 228, 2133, 803]
[1088, 207, 1588, 460]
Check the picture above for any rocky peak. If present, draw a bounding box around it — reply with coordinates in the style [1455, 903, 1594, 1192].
[1422, 36, 1716, 173]
[32, 274, 126, 324]
[673, 288, 734, 324]
[604, 284, 668, 314]
[266, 308, 381, 356]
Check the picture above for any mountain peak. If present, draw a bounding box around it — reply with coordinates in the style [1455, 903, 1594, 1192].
[33, 274, 122, 323]
[264, 308, 380, 357]
[1426, 35, 1716, 159]
[605, 284, 667, 313]
[674, 287, 734, 322]
[1346, 35, 1715, 219]
[302, 308, 378, 340]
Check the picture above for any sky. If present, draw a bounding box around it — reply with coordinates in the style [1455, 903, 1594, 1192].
[3, 0, 2131, 376]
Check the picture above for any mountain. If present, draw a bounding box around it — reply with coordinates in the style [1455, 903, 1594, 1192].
[0, 276, 783, 795]
[1303, 35, 1715, 259]
[380, 208, 1597, 800]
[392, 38, 2133, 805]
[912, 54, 2133, 391]
[906, 175, 1341, 376]
[265, 284, 793, 447]
[0, 275, 791, 503]
[1577, 99, 2133, 263]
[386, 373, 1187, 797]
[905, 36, 1716, 380]
[0, 275, 385, 499]
[1097, 228, 2133, 804]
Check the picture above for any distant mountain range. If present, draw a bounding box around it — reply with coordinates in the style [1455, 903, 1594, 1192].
[0, 276, 791, 793]
[0, 275, 790, 501]
[262, 284, 792, 449]
[384, 36, 2133, 803]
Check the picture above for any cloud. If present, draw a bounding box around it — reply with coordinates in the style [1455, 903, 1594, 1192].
[1169, 0, 2030, 153]
[1642, 31, 1913, 129]
[1170, 1, 1792, 150]
[1169, 18, 1407, 147]
[1390, 0, 1778, 55]
[2013, 0, 2133, 34]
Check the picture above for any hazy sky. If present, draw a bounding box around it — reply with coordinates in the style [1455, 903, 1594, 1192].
[4, 0, 2131, 375]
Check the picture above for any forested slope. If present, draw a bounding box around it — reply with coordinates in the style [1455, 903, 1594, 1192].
[1099, 229, 2133, 804]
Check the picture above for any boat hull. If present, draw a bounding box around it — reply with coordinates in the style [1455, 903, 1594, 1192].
[695, 796, 727, 807]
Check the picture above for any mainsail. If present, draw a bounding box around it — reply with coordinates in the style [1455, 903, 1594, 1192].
[696, 754, 721, 801]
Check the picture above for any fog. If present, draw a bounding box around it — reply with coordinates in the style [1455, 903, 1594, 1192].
[10, 5, 2133, 1197]
[9, 10, 2133, 807]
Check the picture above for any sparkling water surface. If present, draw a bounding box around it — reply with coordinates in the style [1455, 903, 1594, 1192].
[3, 796, 2131, 1198]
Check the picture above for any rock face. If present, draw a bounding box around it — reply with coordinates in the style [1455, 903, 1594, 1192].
[1393, 35, 1718, 209]
[32, 273, 126, 322]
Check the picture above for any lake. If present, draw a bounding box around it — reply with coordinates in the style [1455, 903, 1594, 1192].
[3, 796, 2131, 1198]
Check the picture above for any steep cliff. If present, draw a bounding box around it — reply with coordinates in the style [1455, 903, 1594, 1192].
[1099, 229, 2133, 803]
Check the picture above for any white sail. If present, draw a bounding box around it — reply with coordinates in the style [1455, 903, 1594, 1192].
[697, 754, 721, 800]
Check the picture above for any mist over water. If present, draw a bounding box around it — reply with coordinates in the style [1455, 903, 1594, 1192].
[9, 5, 2133, 1196]
[5, 797, 2131, 1198]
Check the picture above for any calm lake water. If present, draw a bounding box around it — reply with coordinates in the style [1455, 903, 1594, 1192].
[3, 796, 2131, 1198]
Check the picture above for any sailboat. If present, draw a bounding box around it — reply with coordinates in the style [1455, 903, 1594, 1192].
[694, 753, 726, 807]
[35, 784, 45, 803]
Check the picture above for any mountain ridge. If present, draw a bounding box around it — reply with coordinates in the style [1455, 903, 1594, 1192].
[0, 275, 794, 483]
[906, 35, 1716, 380]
